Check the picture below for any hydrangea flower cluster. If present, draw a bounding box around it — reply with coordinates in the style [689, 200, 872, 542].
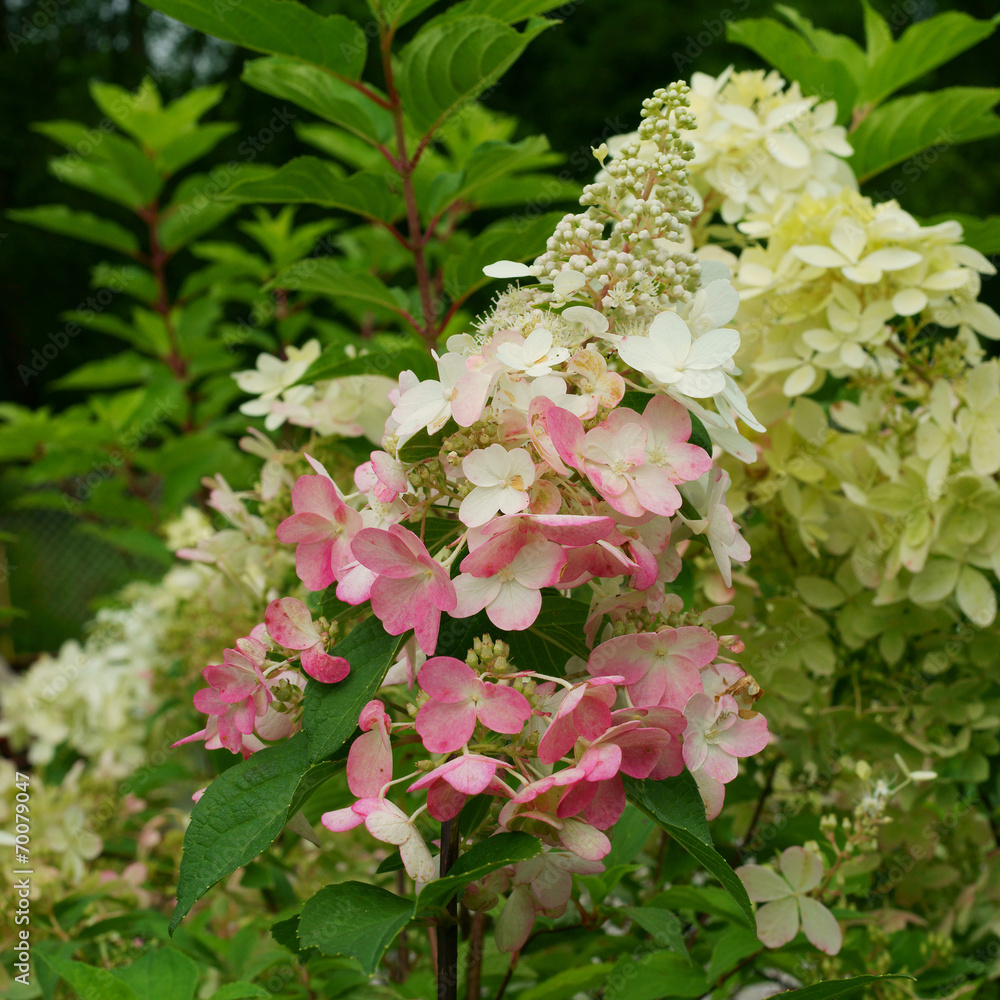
[180, 82, 773, 947]
[320, 631, 767, 948]
[234, 336, 395, 441]
[735, 191, 998, 396]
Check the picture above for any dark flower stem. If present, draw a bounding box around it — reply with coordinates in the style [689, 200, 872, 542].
[437, 818, 462, 1000]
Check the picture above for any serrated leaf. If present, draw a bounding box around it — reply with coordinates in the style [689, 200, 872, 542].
[171, 732, 343, 931]
[37, 955, 139, 1000]
[138, 0, 368, 79]
[443, 210, 564, 302]
[114, 948, 199, 1000]
[725, 18, 857, 124]
[506, 595, 590, 672]
[608, 951, 707, 1000]
[433, 0, 562, 25]
[851, 88, 1000, 182]
[48, 156, 148, 210]
[206, 984, 271, 1000]
[416, 831, 541, 912]
[295, 123, 386, 171]
[243, 57, 393, 145]
[623, 772, 755, 929]
[786, 975, 914, 999]
[774, 5, 866, 83]
[398, 15, 551, 135]
[8, 205, 140, 255]
[298, 882, 413, 974]
[519, 963, 616, 1000]
[303, 616, 405, 763]
[225, 158, 401, 224]
[706, 925, 760, 984]
[157, 122, 240, 175]
[859, 12, 1000, 107]
[277, 258, 411, 324]
[297, 342, 435, 385]
[157, 166, 271, 252]
[52, 351, 157, 390]
[861, 0, 892, 63]
[625, 906, 687, 956]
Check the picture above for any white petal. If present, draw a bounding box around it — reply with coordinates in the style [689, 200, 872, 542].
[792, 245, 849, 269]
[860, 248, 923, 272]
[783, 364, 817, 397]
[892, 288, 928, 316]
[686, 328, 740, 369]
[766, 130, 811, 169]
[483, 260, 532, 278]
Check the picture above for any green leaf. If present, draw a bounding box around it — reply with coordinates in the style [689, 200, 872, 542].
[688, 411, 712, 454]
[157, 166, 271, 252]
[416, 831, 541, 912]
[303, 616, 405, 763]
[505, 595, 590, 673]
[398, 422, 457, 463]
[38, 955, 139, 1000]
[607, 951, 707, 1000]
[298, 342, 435, 385]
[774, 6, 866, 83]
[860, 0, 892, 63]
[138, 0, 368, 79]
[786, 975, 914, 999]
[295, 123, 386, 171]
[8, 205, 139, 255]
[171, 732, 342, 931]
[725, 18, 857, 123]
[205, 984, 271, 1000]
[398, 15, 551, 134]
[433, 0, 563, 25]
[114, 948, 199, 1000]
[243, 57, 393, 145]
[623, 772, 755, 929]
[277, 258, 411, 323]
[443, 210, 564, 302]
[625, 906, 687, 956]
[851, 88, 1000, 182]
[518, 963, 616, 1000]
[52, 351, 157, 390]
[37, 121, 164, 203]
[297, 881, 413, 975]
[48, 156, 149, 210]
[157, 122, 240, 175]
[858, 12, 1000, 107]
[706, 926, 761, 984]
[226, 158, 401, 224]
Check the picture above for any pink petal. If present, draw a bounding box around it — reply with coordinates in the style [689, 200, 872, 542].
[486, 582, 542, 631]
[351, 527, 421, 578]
[614, 728, 672, 779]
[347, 728, 393, 798]
[585, 777, 627, 829]
[427, 781, 467, 821]
[755, 897, 800, 949]
[779, 846, 824, 893]
[736, 864, 794, 903]
[418, 657, 479, 701]
[321, 805, 366, 832]
[557, 778, 599, 819]
[290, 473, 346, 521]
[538, 715, 580, 764]
[265, 598, 320, 651]
[799, 897, 842, 955]
[276, 511, 334, 545]
[477, 683, 532, 735]
[545, 405, 586, 470]
[415, 699, 477, 753]
[301, 644, 351, 684]
[294, 540, 336, 591]
[558, 819, 611, 861]
[715, 714, 770, 759]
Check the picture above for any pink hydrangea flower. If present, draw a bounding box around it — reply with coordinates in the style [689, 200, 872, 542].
[347, 700, 393, 798]
[407, 754, 512, 821]
[265, 597, 350, 683]
[414, 657, 531, 753]
[736, 847, 842, 955]
[321, 798, 436, 883]
[682, 692, 769, 783]
[350, 525, 458, 654]
[587, 627, 719, 710]
[453, 537, 567, 631]
[276, 472, 362, 591]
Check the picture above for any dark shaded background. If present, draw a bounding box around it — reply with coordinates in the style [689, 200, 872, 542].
[2, 0, 999, 653]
